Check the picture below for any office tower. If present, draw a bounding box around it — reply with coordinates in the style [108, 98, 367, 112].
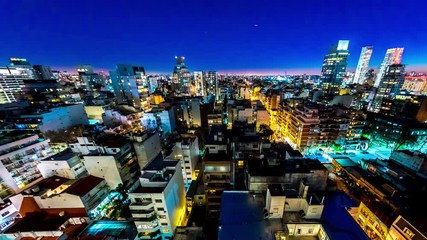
[194, 71, 205, 97]
[110, 64, 150, 110]
[320, 40, 350, 95]
[374, 48, 404, 87]
[172, 56, 191, 95]
[370, 64, 405, 112]
[33, 65, 54, 80]
[353, 46, 373, 84]
[206, 71, 218, 100]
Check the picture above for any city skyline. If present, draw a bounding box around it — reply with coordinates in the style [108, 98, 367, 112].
[1, 0, 427, 74]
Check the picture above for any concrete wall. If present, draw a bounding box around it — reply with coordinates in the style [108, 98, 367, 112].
[133, 133, 161, 169]
[82, 156, 122, 189]
[287, 223, 321, 236]
[164, 162, 186, 237]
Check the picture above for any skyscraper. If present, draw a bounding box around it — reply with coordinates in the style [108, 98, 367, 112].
[370, 64, 405, 112]
[374, 48, 404, 87]
[353, 46, 373, 84]
[194, 71, 205, 97]
[33, 65, 54, 80]
[172, 56, 191, 95]
[110, 64, 150, 110]
[206, 71, 219, 100]
[320, 40, 350, 95]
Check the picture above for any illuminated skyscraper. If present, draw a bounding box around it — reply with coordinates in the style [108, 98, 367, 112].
[172, 56, 191, 95]
[206, 71, 218, 100]
[110, 64, 150, 110]
[320, 40, 349, 95]
[194, 71, 205, 97]
[370, 64, 405, 112]
[374, 48, 404, 87]
[353, 46, 373, 84]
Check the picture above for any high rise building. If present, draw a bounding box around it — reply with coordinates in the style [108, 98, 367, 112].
[320, 40, 350, 94]
[206, 71, 218, 100]
[353, 46, 373, 84]
[76, 64, 105, 90]
[194, 71, 205, 97]
[370, 64, 405, 112]
[374, 48, 404, 87]
[172, 56, 191, 95]
[33, 65, 54, 80]
[0, 63, 34, 104]
[110, 64, 150, 110]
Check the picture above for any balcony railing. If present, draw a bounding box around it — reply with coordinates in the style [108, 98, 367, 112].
[130, 201, 154, 210]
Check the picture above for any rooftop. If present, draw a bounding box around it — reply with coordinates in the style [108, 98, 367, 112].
[218, 191, 266, 240]
[4, 211, 67, 233]
[143, 153, 177, 171]
[41, 148, 77, 161]
[21, 176, 71, 196]
[247, 158, 327, 176]
[65, 175, 104, 197]
[203, 152, 232, 162]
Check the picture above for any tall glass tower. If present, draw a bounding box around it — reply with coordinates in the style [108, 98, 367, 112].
[353, 46, 373, 84]
[374, 48, 404, 87]
[321, 40, 350, 95]
[370, 64, 405, 112]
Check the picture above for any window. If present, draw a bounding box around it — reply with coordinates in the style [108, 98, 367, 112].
[308, 229, 313, 234]
[155, 199, 162, 203]
[157, 207, 164, 211]
[297, 229, 301, 234]
[198, 196, 203, 200]
[158, 215, 166, 219]
[161, 222, 168, 226]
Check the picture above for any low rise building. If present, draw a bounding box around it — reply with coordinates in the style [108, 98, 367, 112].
[9, 175, 109, 219]
[37, 149, 87, 179]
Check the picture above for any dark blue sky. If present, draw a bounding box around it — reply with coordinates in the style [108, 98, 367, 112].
[1, 0, 426, 74]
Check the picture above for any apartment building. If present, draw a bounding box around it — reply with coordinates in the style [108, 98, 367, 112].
[129, 157, 186, 240]
[0, 133, 53, 196]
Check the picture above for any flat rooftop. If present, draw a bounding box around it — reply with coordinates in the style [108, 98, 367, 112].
[4, 212, 68, 233]
[247, 158, 327, 176]
[203, 152, 232, 162]
[219, 191, 266, 240]
[143, 153, 178, 171]
[41, 148, 77, 161]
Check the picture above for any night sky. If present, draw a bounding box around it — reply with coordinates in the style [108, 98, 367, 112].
[1, 0, 426, 74]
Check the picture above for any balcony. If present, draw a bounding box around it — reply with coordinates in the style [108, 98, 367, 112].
[130, 201, 154, 210]
[137, 229, 161, 240]
[132, 210, 156, 219]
